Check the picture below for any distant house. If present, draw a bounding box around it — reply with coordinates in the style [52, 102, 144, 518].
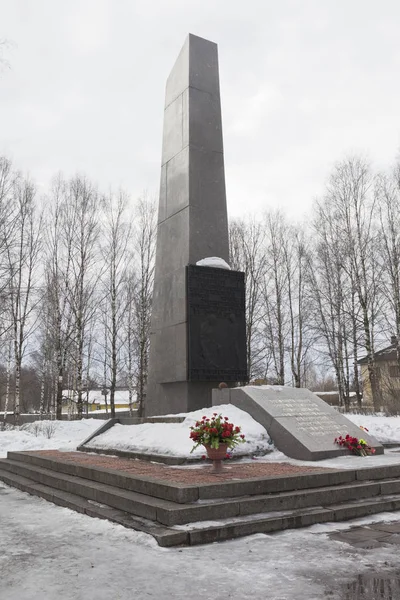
[358, 336, 400, 407]
[62, 389, 136, 415]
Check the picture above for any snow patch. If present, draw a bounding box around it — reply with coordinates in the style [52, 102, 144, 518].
[0, 419, 101, 458]
[88, 404, 272, 457]
[195, 256, 231, 270]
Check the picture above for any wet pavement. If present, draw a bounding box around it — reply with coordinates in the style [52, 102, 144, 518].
[329, 523, 400, 599]
[339, 573, 400, 599]
[4, 478, 400, 600]
[330, 521, 400, 549]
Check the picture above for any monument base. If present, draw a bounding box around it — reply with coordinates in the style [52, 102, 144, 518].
[145, 381, 224, 417]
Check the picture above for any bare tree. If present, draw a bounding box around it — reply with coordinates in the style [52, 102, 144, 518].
[309, 202, 351, 408]
[284, 228, 314, 387]
[42, 175, 78, 418]
[63, 176, 100, 418]
[376, 164, 400, 365]
[230, 218, 266, 379]
[262, 212, 291, 384]
[310, 157, 382, 410]
[3, 175, 42, 423]
[100, 190, 132, 418]
[130, 195, 156, 417]
[329, 158, 381, 409]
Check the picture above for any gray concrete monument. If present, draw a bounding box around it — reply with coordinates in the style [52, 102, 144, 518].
[145, 34, 247, 416]
[213, 385, 384, 460]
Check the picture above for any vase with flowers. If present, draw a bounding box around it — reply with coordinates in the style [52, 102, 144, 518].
[190, 412, 246, 472]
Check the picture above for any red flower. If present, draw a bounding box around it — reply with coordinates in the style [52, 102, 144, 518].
[240, 434, 245, 439]
[224, 417, 229, 421]
[201, 455, 206, 460]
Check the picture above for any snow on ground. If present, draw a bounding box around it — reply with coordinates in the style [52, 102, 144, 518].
[1, 408, 400, 467]
[259, 446, 400, 470]
[88, 404, 273, 457]
[0, 419, 100, 458]
[1, 407, 400, 466]
[345, 413, 400, 444]
[2, 479, 400, 600]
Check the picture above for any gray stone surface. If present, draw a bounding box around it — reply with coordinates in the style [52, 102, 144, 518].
[146, 33, 237, 416]
[229, 385, 384, 460]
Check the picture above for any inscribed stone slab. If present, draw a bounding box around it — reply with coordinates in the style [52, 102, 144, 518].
[229, 386, 384, 461]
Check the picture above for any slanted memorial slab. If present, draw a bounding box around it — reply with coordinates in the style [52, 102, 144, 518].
[220, 386, 384, 461]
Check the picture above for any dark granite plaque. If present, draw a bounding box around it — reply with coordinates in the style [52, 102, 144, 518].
[187, 265, 248, 382]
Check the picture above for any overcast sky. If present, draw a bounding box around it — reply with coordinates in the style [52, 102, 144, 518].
[1, 0, 400, 220]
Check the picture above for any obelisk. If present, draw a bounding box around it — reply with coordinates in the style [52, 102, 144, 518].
[145, 34, 247, 416]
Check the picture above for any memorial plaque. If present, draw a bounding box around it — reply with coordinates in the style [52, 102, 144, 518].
[187, 265, 248, 382]
[228, 386, 384, 461]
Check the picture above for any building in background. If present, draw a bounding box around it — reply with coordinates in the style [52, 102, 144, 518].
[62, 389, 136, 415]
[358, 336, 400, 411]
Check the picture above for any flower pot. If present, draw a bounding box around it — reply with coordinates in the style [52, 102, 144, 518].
[204, 443, 228, 473]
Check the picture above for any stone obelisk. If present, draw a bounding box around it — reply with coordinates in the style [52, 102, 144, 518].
[145, 34, 246, 417]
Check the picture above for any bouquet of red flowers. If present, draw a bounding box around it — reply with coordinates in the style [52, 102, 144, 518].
[190, 413, 246, 453]
[334, 434, 376, 457]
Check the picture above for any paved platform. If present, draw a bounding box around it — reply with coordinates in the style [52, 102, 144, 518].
[31, 450, 331, 483]
[3, 449, 400, 549]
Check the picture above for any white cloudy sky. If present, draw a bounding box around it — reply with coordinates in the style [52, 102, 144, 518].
[1, 0, 400, 220]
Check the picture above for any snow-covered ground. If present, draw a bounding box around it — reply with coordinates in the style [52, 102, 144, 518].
[3, 410, 400, 598]
[0, 419, 100, 458]
[2, 479, 400, 600]
[345, 413, 400, 444]
[2, 408, 400, 468]
[88, 404, 272, 457]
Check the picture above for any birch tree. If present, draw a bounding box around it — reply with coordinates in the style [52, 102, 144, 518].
[327, 158, 381, 409]
[100, 190, 132, 418]
[130, 196, 156, 417]
[4, 175, 41, 423]
[63, 176, 100, 418]
[376, 165, 400, 364]
[229, 218, 266, 379]
[262, 212, 290, 384]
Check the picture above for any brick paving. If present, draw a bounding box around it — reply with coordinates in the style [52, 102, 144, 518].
[29, 450, 331, 484]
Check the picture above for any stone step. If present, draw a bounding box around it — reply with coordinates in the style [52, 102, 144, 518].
[6, 451, 197, 503]
[2, 465, 400, 547]
[0, 468, 187, 547]
[0, 459, 198, 526]
[10, 450, 400, 504]
[178, 494, 400, 545]
[2, 456, 400, 527]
